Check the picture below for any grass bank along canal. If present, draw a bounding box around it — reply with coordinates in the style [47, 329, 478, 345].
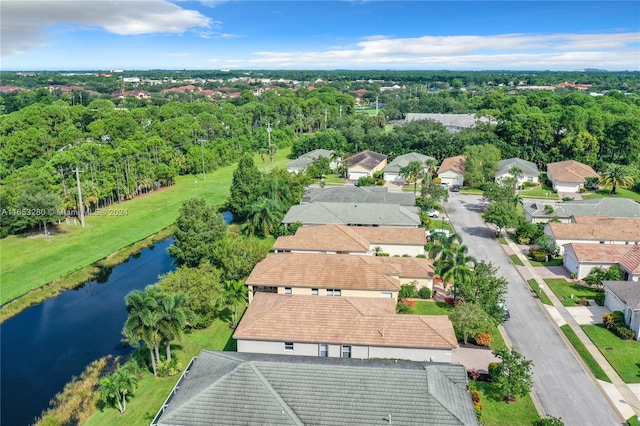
[0, 237, 176, 426]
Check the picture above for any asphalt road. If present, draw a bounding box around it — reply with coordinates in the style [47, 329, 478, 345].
[443, 192, 622, 426]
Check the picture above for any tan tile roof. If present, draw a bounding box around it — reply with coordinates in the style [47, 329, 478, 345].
[246, 253, 434, 291]
[437, 155, 466, 174]
[272, 224, 426, 252]
[620, 246, 640, 273]
[549, 219, 640, 241]
[567, 244, 640, 274]
[234, 293, 458, 349]
[547, 160, 598, 183]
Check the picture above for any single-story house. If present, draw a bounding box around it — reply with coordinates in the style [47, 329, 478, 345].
[545, 218, 640, 255]
[495, 158, 539, 187]
[273, 224, 426, 257]
[405, 113, 494, 133]
[523, 198, 640, 224]
[246, 252, 435, 302]
[234, 293, 458, 362]
[345, 150, 387, 180]
[437, 155, 465, 187]
[383, 152, 436, 183]
[151, 351, 479, 425]
[286, 149, 336, 174]
[603, 281, 640, 341]
[547, 160, 599, 193]
[301, 186, 415, 206]
[282, 202, 421, 227]
[563, 244, 640, 281]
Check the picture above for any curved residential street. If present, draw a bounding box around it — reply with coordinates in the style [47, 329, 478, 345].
[443, 192, 622, 426]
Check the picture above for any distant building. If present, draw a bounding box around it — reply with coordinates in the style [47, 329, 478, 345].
[286, 149, 335, 174]
[405, 113, 494, 132]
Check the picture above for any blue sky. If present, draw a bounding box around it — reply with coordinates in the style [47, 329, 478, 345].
[2, 1, 639, 71]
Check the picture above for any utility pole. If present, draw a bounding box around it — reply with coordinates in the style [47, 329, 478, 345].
[324, 108, 328, 129]
[339, 104, 343, 118]
[195, 130, 206, 180]
[73, 166, 86, 227]
[266, 122, 274, 169]
[375, 96, 379, 115]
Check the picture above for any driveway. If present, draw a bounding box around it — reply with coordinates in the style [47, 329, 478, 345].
[444, 192, 621, 425]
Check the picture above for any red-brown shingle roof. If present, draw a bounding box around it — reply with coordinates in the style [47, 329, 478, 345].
[437, 155, 466, 174]
[547, 160, 598, 183]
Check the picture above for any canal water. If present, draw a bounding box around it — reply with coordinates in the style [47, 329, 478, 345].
[0, 237, 176, 426]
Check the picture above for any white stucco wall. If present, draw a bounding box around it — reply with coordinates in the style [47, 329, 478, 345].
[604, 288, 626, 313]
[438, 171, 464, 187]
[553, 181, 581, 193]
[375, 243, 424, 257]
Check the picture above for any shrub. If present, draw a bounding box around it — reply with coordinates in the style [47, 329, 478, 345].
[614, 325, 635, 341]
[487, 362, 499, 379]
[396, 302, 411, 314]
[402, 254, 411, 257]
[474, 403, 482, 420]
[356, 176, 375, 187]
[416, 254, 426, 258]
[377, 252, 390, 257]
[418, 286, 432, 299]
[528, 247, 547, 262]
[576, 298, 590, 306]
[521, 181, 538, 189]
[399, 283, 418, 299]
[156, 358, 183, 377]
[594, 293, 605, 306]
[603, 311, 625, 329]
[474, 332, 492, 347]
[470, 389, 481, 404]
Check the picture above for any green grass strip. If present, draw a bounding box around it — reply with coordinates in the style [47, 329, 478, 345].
[544, 278, 603, 307]
[498, 237, 508, 245]
[526, 279, 553, 306]
[560, 325, 611, 383]
[582, 325, 640, 383]
[627, 415, 640, 426]
[509, 254, 524, 266]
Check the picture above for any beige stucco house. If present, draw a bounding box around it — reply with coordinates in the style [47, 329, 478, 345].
[545, 217, 640, 255]
[547, 160, 598, 193]
[273, 224, 426, 257]
[234, 293, 458, 362]
[245, 252, 435, 302]
[437, 155, 465, 187]
[345, 150, 387, 180]
[563, 244, 640, 281]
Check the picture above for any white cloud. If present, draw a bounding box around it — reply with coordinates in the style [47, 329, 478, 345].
[1, 0, 212, 56]
[247, 32, 640, 70]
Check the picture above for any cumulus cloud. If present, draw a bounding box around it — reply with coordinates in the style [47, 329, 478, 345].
[248, 32, 640, 70]
[1, 0, 212, 56]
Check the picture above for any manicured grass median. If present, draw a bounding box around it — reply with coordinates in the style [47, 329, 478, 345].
[528, 257, 563, 267]
[85, 315, 238, 426]
[509, 254, 524, 266]
[582, 325, 640, 383]
[0, 149, 291, 305]
[470, 381, 540, 426]
[526, 279, 553, 306]
[543, 278, 603, 307]
[560, 325, 610, 382]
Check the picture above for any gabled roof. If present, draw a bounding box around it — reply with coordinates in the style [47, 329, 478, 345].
[496, 158, 539, 176]
[619, 246, 640, 274]
[604, 281, 640, 311]
[246, 253, 434, 291]
[287, 149, 334, 170]
[384, 152, 436, 174]
[565, 243, 633, 264]
[438, 155, 466, 175]
[152, 351, 478, 426]
[346, 150, 387, 171]
[548, 218, 640, 241]
[273, 224, 425, 253]
[547, 160, 598, 183]
[282, 202, 421, 227]
[302, 186, 415, 205]
[523, 198, 640, 220]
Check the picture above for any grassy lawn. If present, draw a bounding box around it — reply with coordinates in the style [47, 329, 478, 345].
[470, 381, 540, 426]
[459, 188, 484, 195]
[581, 188, 640, 203]
[560, 325, 611, 382]
[322, 174, 345, 185]
[428, 220, 454, 233]
[582, 325, 640, 383]
[628, 415, 640, 426]
[526, 279, 553, 306]
[408, 300, 454, 315]
[528, 256, 563, 267]
[543, 278, 603, 307]
[0, 149, 291, 305]
[509, 254, 524, 266]
[85, 314, 239, 426]
[498, 237, 508, 245]
[518, 185, 559, 199]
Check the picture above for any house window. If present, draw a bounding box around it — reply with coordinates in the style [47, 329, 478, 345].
[327, 289, 342, 296]
[527, 177, 533, 182]
[311, 288, 319, 296]
[599, 241, 605, 244]
[284, 342, 294, 351]
[284, 287, 292, 295]
[381, 292, 393, 298]
[319, 344, 328, 357]
[341, 345, 351, 358]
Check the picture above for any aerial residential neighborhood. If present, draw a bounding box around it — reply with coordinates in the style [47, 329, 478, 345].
[1, 1, 640, 426]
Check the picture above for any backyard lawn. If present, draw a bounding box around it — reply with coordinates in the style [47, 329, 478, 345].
[581, 188, 640, 203]
[0, 149, 291, 305]
[408, 300, 453, 315]
[84, 314, 238, 426]
[582, 325, 640, 383]
[470, 381, 540, 426]
[560, 325, 610, 382]
[518, 185, 558, 199]
[543, 278, 603, 307]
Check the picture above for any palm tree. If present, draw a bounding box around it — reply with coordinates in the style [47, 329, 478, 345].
[247, 196, 285, 237]
[122, 288, 160, 376]
[427, 233, 462, 261]
[508, 166, 524, 189]
[224, 280, 248, 328]
[434, 244, 476, 302]
[400, 160, 425, 195]
[98, 367, 138, 414]
[156, 292, 195, 361]
[599, 164, 634, 195]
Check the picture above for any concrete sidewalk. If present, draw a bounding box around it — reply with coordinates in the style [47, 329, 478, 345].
[502, 236, 640, 422]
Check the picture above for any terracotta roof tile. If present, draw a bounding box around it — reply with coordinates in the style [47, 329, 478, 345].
[549, 219, 640, 241]
[234, 293, 458, 349]
[438, 155, 466, 174]
[547, 160, 598, 183]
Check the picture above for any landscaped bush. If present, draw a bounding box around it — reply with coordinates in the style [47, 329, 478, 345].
[416, 254, 426, 258]
[396, 302, 411, 314]
[377, 252, 390, 256]
[474, 332, 492, 347]
[521, 181, 538, 189]
[156, 358, 183, 377]
[614, 325, 636, 341]
[399, 283, 418, 299]
[356, 176, 375, 187]
[418, 286, 432, 299]
[603, 311, 625, 330]
[576, 298, 590, 306]
[528, 247, 547, 262]
[594, 293, 605, 306]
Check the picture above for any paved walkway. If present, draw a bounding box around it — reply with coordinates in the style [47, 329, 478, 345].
[502, 236, 640, 421]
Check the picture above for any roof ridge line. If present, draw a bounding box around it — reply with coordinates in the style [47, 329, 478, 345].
[424, 366, 469, 424]
[248, 362, 304, 426]
[418, 317, 459, 348]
